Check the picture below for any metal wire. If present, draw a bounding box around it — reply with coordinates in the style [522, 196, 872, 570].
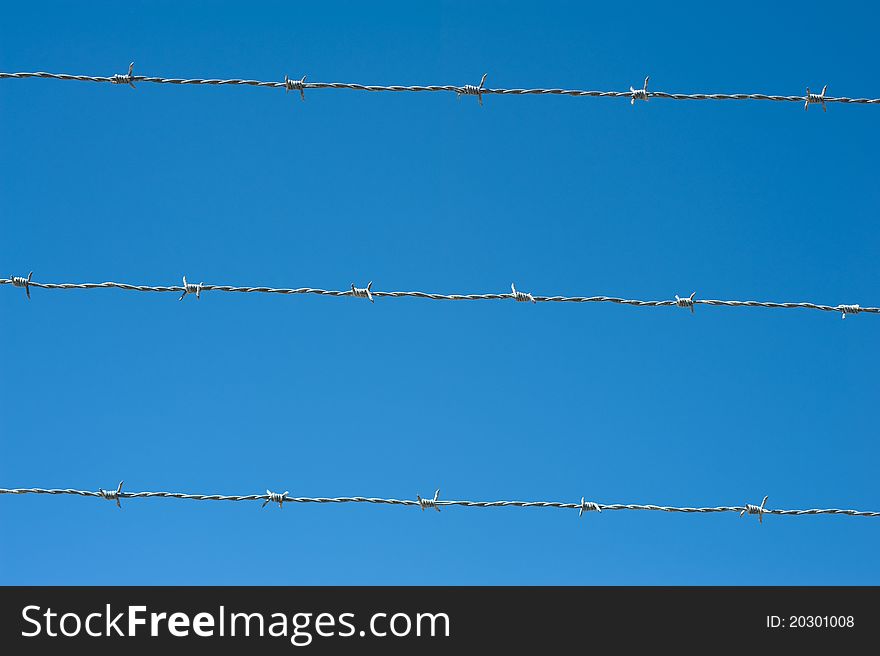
[2, 275, 876, 318]
[2, 65, 879, 108]
[1, 487, 877, 519]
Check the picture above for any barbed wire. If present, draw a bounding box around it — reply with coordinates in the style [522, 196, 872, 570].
[2, 64, 878, 109]
[1, 486, 877, 521]
[2, 275, 876, 318]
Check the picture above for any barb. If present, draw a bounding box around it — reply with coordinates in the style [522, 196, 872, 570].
[2, 486, 878, 520]
[285, 74, 306, 101]
[418, 489, 441, 512]
[839, 304, 860, 319]
[2, 275, 876, 318]
[631, 75, 649, 104]
[351, 281, 373, 303]
[740, 495, 769, 524]
[457, 73, 487, 106]
[110, 62, 136, 88]
[262, 489, 288, 509]
[510, 283, 535, 304]
[178, 275, 202, 301]
[675, 291, 696, 313]
[2, 67, 879, 108]
[98, 480, 124, 508]
[805, 85, 827, 112]
[10, 271, 32, 299]
[579, 497, 601, 517]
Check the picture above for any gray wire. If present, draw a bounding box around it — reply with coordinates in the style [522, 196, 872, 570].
[1, 67, 878, 107]
[2, 276, 876, 317]
[1, 487, 877, 519]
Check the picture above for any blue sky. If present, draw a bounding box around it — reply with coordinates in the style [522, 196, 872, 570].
[1, 1, 878, 584]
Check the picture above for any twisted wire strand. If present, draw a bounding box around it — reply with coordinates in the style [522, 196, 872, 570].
[2, 69, 879, 106]
[1, 487, 878, 518]
[2, 276, 877, 316]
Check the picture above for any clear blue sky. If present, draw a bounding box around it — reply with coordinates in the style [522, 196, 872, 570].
[1, 1, 878, 585]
